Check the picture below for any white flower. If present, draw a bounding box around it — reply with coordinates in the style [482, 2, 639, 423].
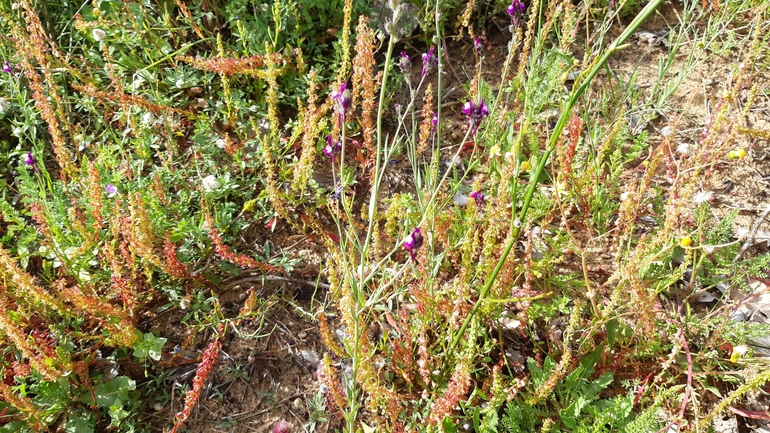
[215, 138, 226, 149]
[620, 191, 631, 201]
[201, 175, 221, 192]
[175, 78, 185, 89]
[92, 28, 107, 41]
[676, 142, 690, 155]
[693, 191, 713, 204]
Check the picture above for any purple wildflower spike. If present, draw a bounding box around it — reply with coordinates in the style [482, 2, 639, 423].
[421, 47, 437, 78]
[404, 228, 424, 262]
[462, 99, 489, 136]
[332, 82, 352, 126]
[470, 190, 485, 206]
[399, 51, 411, 74]
[507, 0, 526, 26]
[323, 135, 342, 162]
[24, 151, 39, 173]
[474, 38, 484, 55]
[24, 152, 36, 166]
[330, 184, 344, 200]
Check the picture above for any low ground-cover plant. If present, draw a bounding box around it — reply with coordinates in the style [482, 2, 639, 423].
[1, 0, 770, 431]
[0, 0, 345, 429]
[280, 0, 770, 431]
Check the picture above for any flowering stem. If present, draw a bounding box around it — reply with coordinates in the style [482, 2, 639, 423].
[362, 29, 397, 278]
[446, 0, 665, 358]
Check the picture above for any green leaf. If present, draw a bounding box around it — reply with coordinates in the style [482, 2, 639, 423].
[65, 412, 96, 433]
[133, 332, 167, 361]
[95, 377, 135, 409]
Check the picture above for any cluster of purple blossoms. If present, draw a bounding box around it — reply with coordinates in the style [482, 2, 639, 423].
[403, 228, 424, 262]
[461, 99, 489, 136]
[24, 151, 39, 173]
[474, 38, 484, 56]
[421, 47, 437, 78]
[507, 0, 526, 27]
[2, 61, 12, 74]
[398, 51, 411, 75]
[323, 135, 342, 162]
[470, 190, 485, 206]
[332, 82, 352, 126]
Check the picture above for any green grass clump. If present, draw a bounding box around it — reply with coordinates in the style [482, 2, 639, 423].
[1, 0, 770, 431]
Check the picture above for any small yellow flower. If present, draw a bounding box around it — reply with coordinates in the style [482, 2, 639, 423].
[520, 161, 532, 171]
[727, 149, 746, 159]
[731, 344, 749, 363]
[680, 236, 692, 247]
[242, 199, 257, 213]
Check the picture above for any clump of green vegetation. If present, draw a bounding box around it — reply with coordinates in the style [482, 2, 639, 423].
[1, 0, 769, 431]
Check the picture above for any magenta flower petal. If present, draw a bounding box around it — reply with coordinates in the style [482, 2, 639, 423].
[105, 183, 117, 198]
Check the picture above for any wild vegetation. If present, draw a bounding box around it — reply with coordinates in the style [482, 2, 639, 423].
[1, 0, 770, 431]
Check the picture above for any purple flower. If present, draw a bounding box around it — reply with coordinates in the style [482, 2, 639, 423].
[403, 228, 424, 262]
[105, 183, 117, 198]
[470, 190, 485, 206]
[398, 51, 411, 75]
[461, 99, 489, 136]
[2, 61, 11, 74]
[332, 82, 352, 126]
[421, 47, 437, 78]
[330, 184, 344, 200]
[323, 135, 342, 162]
[474, 38, 484, 55]
[23, 152, 39, 173]
[507, 0, 526, 26]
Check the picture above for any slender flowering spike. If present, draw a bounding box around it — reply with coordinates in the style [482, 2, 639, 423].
[462, 99, 489, 136]
[403, 228, 424, 262]
[2, 61, 11, 73]
[507, 0, 526, 26]
[474, 38, 484, 55]
[421, 47, 437, 78]
[323, 135, 342, 162]
[330, 185, 344, 200]
[398, 51, 411, 75]
[23, 152, 38, 173]
[105, 183, 117, 198]
[332, 83, 352, 126]
[470, 190, 485, 206]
